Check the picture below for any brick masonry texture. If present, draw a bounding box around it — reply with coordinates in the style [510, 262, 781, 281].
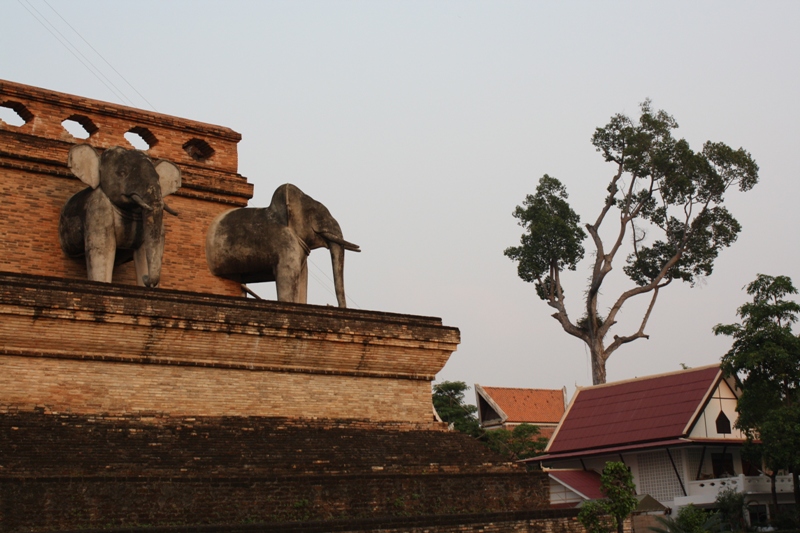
[0, 512, 590, 533]
[0, 272, 459, 421]
[0, 411, 553, 531]
[0, 79, 253, 296]
[0, 81, 583, 533]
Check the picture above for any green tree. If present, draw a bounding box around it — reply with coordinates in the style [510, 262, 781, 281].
[483, 423, 548, 461]
[601, 461, 638, 533]
[714, 487, 747, 532]
[579, 500, 614, 533]
[506, 101, 758, 384]
[713, 274, 800, 517]
[578, 461, 638, 533]
[649, 505, 722, 533]
[432, 381, 481, 437]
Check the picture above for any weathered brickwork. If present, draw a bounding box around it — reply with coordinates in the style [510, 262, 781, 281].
[0, 411, 554, 531]
[0, 272, 459, 421]
[0, 513, 591, 533]
[0, 82, 581, 533]
[0, 354, 436, 420]
[0, 79, 253, 295]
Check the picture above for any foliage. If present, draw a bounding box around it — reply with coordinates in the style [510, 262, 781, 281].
[676, 504, 721, 533]
[506, 100, 758, 384]
[714, 487, 747, 532]
[601, 461, 638, 533]
[432, 381, 482, 437]
[714, 274, 800, 513]
[579, 500, 615, 533]
[649, 506, 722, 533]
[578, 461, 638, 533]
[504, 174, 586, 297]
[483, 423, 547, 461]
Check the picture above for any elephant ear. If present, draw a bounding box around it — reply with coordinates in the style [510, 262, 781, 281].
[68, 144, 101, 189]
[268, 183, 293, 226]
[154, 160, 181, 197]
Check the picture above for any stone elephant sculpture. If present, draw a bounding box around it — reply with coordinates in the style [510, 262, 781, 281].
[58, 144, 181, 287]
[206, 183, 360, 307]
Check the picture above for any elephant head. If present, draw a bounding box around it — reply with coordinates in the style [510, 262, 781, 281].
[270, 184, 360, 307]
[59, 144, 181, 287]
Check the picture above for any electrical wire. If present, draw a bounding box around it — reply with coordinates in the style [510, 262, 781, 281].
[17, 0, 151, 111]
[40, 0, 157, 111]
[307, 256, 361, 309]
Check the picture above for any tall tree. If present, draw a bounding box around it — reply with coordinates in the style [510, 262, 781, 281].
[506, 101, 758, 384]
[714, 274, 800, 517]
[432, 381, 481, 437]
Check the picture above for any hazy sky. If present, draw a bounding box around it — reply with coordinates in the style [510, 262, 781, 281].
[3, 1, 799, 401]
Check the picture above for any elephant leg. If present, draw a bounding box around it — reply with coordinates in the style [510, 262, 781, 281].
[297, 258, 308, 304]
[84, 228, 115, 282]
[83, 192, 116, 283]
[275, 254, 306, 304]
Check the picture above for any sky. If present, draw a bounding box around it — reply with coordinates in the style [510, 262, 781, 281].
[3, 1, 799, 403]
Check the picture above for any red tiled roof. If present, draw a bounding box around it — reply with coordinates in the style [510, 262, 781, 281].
[480, 387, 565, 424]
[550, 502, 581, 509]
[547, 365, 721, 454]
[549, 469, 604, 500]
[533, 438, 691, 463]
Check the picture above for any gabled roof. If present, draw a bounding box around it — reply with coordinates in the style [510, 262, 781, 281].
[549, 469, 603, 500]
[475, 385, 565, 425]
[546, 365, 722, 454]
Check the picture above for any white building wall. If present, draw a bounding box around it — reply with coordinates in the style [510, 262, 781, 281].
[637, 450, 685, 506]
[549, 478, 584, 506]
[689, 380, 745, 440]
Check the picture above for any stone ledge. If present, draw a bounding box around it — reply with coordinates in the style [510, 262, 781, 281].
[0, 272, 459, 380]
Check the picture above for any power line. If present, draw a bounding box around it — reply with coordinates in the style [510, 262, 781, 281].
[307, 256, 361, 309]
[17, 0, 132, 106]
[41, 0, 157, 112]
[17, 0, 153, 111]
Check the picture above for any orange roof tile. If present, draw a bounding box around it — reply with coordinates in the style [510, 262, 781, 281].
[480, 387, 565, 424]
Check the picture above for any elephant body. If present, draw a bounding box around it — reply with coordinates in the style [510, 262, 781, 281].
[206, 183, 359, 307]
[58, 145, 181, 287]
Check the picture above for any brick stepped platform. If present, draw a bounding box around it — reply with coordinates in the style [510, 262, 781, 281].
[0, 412, 515, 477]
[0, 412, 548, 531]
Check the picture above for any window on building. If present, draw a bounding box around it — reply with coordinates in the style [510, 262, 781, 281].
[711, 453, 735, 478]
[715, 411, 731, 434]
[748, 504, 768, 527]
[741, 458, 761, 476]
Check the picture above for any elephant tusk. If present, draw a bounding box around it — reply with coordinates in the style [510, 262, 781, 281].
[163, 202, 179, 216]
[319, 231, 361, 252]
[129, 193, 153, 211]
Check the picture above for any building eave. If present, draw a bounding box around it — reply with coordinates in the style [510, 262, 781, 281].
[529, 437, 745, 464]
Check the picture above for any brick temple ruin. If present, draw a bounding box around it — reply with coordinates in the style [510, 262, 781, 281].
[0, 80, 581, 532]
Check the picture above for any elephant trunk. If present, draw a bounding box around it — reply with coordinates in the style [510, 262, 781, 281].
[330, 242, 347, 308]
[140, 203, 165, 288]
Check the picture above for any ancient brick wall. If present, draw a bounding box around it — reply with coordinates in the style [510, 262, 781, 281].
[0, 272, 458, 421]
[0, 79, 252, 295]
[0, 82, 571, 533]
[0, 411, 552, 531]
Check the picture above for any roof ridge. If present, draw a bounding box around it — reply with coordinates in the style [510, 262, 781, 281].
[480, 386, 563, 392]
[574, 364, 720, 392]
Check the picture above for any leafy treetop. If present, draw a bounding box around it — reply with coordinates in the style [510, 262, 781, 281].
[506, 100, 758, 384]
[714, 274, 800, 514]
[432, 381, 481, 437]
